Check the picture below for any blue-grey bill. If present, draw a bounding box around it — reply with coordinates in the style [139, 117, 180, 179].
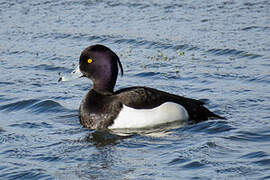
[58, 65, 84, 82]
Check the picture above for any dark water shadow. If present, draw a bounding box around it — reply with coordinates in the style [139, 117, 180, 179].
[77, 121, 188, 147]
[81, 130, 132, 147]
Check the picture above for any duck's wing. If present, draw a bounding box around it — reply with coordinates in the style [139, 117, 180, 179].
[115, 86, 224, 123]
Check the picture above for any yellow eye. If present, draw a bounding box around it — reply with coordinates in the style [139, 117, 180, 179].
[87, 58, 93, 63]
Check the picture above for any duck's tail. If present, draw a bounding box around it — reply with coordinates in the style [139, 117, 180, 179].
[192, 105, 226, 123]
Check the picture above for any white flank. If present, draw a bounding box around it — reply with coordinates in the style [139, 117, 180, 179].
[109, 102, 189, 129]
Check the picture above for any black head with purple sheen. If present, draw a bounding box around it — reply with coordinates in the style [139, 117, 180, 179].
[79, 44, 124, 93]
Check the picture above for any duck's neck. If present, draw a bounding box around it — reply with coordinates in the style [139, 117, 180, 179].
[92, 82, 114, 94]
[92, 76, 116, 94]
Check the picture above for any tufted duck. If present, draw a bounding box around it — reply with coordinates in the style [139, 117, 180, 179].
[60, 44, 224, 129]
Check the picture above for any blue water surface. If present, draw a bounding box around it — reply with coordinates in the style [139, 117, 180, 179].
[0, 0, 270, 179]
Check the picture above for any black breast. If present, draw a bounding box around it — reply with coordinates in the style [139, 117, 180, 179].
[79, 90, 122, 129]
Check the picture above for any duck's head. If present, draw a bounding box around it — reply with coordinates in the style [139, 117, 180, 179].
[60, 44, 124, 93]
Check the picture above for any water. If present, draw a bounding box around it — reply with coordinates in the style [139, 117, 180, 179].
[0, 0, 269, 179]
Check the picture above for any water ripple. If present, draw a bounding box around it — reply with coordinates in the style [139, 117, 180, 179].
[9, 122, 53, 129]
[242, 26, 270, 31]
[0, 99, 69, 113]
[135, 71, 161, 77]
[181, 161, 205, 169]
[33, 64, 70, 72]
[168, 156, 189, 166]
[1, 168, 51, 180]
[184, 120, 234, 134]
[254, 159, 270, 166]
[224, 131, 270, 142]
[30, 100, 68, 113]
[241, 151, 268, 159]
[207, 48, 262, 59]
[31, 154, 62, 162]
[0, 81, 14, 85]
[0, 99, 39, 112]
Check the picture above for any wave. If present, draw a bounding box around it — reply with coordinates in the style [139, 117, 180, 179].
[184, 120, 234, 134]
[223, 130, 270, 142]
[32, 64, 70, 72]
[134, 71, 161, 77]
[0, 168, 51, 180]
[207, 48, 262, 59]
[0, 99, 69, 114]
